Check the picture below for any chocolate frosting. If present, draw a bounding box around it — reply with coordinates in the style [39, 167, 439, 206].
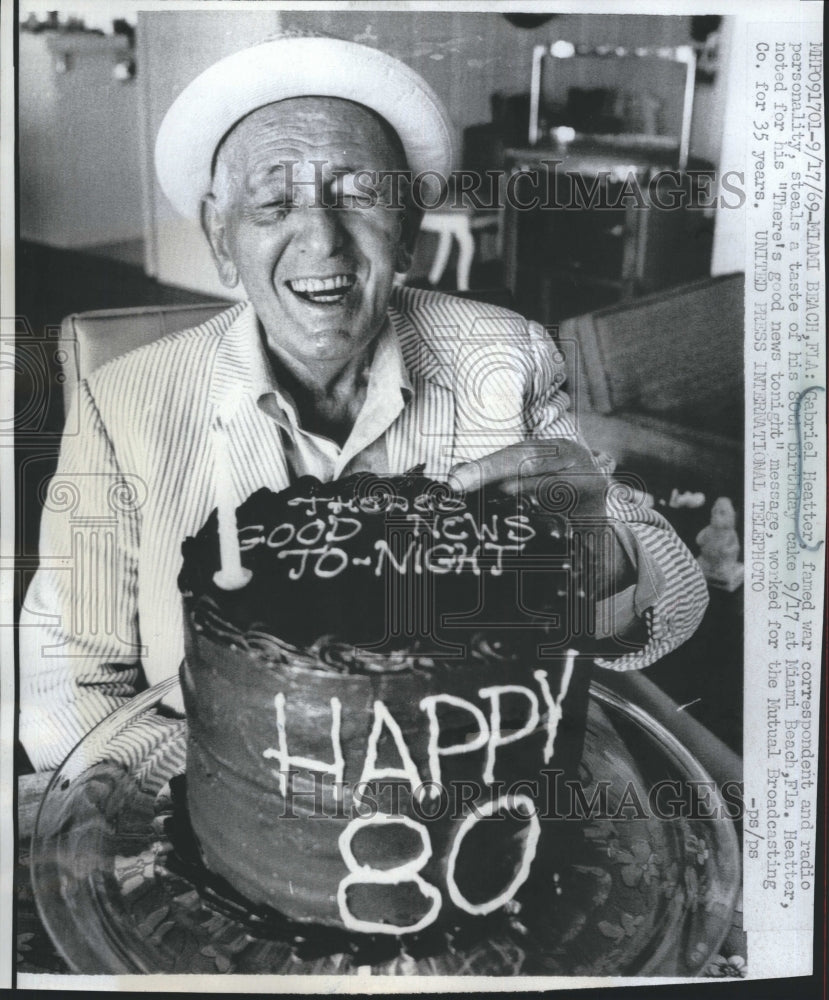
[178, 473, 592, 933]
[179, 471, 580, 659]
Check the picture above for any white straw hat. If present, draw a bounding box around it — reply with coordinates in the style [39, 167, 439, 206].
[155, 31, 454, 219]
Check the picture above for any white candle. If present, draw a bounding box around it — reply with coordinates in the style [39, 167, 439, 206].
[212, 418, 252, 590]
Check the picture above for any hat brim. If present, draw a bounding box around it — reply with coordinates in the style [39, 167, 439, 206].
[155, 35, 454, 219]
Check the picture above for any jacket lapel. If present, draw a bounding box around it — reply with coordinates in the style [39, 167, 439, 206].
[207, 304, 290, 501]
[386, 375, 454, 479]
[387, 302, 456, 479]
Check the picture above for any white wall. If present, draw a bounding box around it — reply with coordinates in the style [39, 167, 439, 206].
[137, 10, 732, 294]
[19, 31, 144, 248]
[138, 9, 281, 298]
[710, 15, 746, 276]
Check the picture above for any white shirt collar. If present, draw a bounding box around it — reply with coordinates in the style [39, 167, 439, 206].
[238, 307, 413, 478]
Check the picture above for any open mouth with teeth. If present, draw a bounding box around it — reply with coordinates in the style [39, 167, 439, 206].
[287, 273, 356, 305]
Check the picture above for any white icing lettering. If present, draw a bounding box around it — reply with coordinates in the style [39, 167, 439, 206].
[325, 495, 358, 515]
[337, 814, 441, 934]
[534, 650, 577, 764]
[482, 541, 523, 575]
[478, 685, 540, 784]
[314, 547, 348, 578]
[504, 514, 537, 543]
[413, 492, 465, 513]
[373, 538, 417, 576]
[356, 701, 422, 805]
[465, 512, 499, 543]
[422, 543, 456, 574]
[440, 515, 468, 541]
[404, 512, 440, 538]
[419, 694, 490, 793]
[437, 495, 466, 513]
[253, 492, 545, 583]
[296, 518, 327, 546]
[358, 496, 384, 513]
[453, 543, 482, 576]
[445, 794, 540, 915]
[266, 523, 295, 548]
[287, 495, 321, 517]
[263, 693, 344, 800]
[324, 515, 361, 544]
[277, 548, 315, 579]
[237, 524, 265, 551]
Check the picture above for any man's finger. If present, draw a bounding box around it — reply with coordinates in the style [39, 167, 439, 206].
[499, 471, 605, 497]
[499, 473, 609, 521]
[450, 441, 578, 491]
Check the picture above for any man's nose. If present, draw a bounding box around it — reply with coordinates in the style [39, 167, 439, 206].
[293, 204, 347, 258]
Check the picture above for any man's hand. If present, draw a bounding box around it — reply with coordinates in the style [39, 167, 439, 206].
[450, 439, 608, 521]
[451, 440, 635, 599]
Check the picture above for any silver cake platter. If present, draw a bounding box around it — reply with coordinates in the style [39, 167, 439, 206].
[31, 676, 741, 977]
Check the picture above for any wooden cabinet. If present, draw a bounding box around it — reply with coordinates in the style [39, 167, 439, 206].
[502, 144, 714, 323]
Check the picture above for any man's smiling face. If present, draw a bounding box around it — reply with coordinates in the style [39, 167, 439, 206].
[202, 97, 414, 375]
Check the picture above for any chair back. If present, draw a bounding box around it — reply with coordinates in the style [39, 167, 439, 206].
[59, 301, 231, 414]
[559, 273, 744, 421]
[557, 272, 745, 497]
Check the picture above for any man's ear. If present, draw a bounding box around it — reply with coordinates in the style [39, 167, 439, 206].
[201, 194, 239, 288]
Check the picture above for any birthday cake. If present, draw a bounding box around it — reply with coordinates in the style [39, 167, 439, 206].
[178, 472, 595, 935]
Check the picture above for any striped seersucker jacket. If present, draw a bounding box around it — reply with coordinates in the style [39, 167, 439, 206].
[19, 286, 708, 770]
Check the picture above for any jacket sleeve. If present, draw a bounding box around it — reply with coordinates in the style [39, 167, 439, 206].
[524, 324, 709, 670]
[18, 380, 146, 770]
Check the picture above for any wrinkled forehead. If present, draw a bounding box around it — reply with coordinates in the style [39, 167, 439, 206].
[213, 96, 408, 179]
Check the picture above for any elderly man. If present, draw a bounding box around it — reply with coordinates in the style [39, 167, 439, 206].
[19, 33, 707, 771]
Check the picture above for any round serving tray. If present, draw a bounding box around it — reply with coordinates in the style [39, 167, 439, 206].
[31, 677, 740, 977]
